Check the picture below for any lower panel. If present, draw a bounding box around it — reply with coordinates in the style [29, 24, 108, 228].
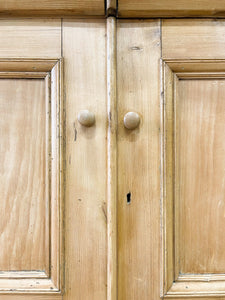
[0, 60, 63, 295]
[163, 60, 225, 298]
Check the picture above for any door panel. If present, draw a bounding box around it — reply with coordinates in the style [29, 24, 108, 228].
[0, 59, 63, 294]
[177, 79, 225, 275]
[162, 21, 225, 298]
[0, 22, 63, 297]
[0, 78, 47, 273]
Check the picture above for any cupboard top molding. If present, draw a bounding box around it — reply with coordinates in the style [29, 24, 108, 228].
[1, 0, 225, 17]
[0, 0, 105, 16]
[117, 0, 225, 18]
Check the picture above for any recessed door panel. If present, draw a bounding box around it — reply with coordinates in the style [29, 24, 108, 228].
[177, 79, 225, 275]
[0, 60, 63, 295]
[0, 78, 48, 273]
[163, 60, 225, 298]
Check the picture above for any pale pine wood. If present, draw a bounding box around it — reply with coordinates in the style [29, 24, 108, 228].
[163, 62, 175, 293]
[117, 20, 161, 300]
[0, 296, 62, 300]
[162, 20, 225, 59]
[107, 17, 117, 300]
[163, 58, 225, 298]
[177, 79, 225, 275]
[0, 19, 61, 58]
[0, 18, 63, 299]
[0, 60, 63, 295]
[118, 0, 225, 17]
[0, 78, 48, 272]
[0, 0, 104, 16]
[63, 19, 107, 300]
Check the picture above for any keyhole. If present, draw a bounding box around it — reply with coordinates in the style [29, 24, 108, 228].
[127, 192, 131, 204]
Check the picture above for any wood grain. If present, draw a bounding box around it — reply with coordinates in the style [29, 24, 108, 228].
[63, 19, 107, 300]
[0, 296, 62, 300]
[163, 60, 225, 298]
[0, 78, 48, 272]
[118, 0, 225, 17]
[0, 19, 61, 58]
[176, 79, 225, 274]
[107, 17, 117, 300]
[0, 0, 104, 16]
[162, 20, 225, 59]
[0, 59, 63, 295]
[117, 20, 161, 300]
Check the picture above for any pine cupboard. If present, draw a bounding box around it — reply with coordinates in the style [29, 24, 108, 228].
[0, 1, 225, 300]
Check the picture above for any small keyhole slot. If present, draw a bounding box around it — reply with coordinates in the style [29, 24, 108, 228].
[127, 192, 131, 204]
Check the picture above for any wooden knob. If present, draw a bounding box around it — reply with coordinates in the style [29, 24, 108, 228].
[124, 112, 140, 130]
[78, 110, 95, 127]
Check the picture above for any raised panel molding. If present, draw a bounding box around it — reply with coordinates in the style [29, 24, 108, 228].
[0, 59, 63, 294]
[163, 60, 225, 299]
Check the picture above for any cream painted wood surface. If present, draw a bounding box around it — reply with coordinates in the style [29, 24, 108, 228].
[117, 20, 161, 300]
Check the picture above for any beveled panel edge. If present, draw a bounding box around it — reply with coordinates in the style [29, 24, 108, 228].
[162, 59, 225, 298]
[0, 59, 64, 294]
[0, 59, 59, 72]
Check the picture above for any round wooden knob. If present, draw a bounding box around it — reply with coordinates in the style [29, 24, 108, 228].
[78, 110, 95, 127]
[124, 112, 140, 130]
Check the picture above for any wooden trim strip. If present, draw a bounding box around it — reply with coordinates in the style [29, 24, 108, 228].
[0, 0, 104, 17]
[107, 16, 117, 300]
[118, 1, 225, 18]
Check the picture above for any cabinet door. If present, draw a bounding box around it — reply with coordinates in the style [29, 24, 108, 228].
[161, 19, 225, 299]
[0, 19, 107, 300]
[117, 19, 225, 300]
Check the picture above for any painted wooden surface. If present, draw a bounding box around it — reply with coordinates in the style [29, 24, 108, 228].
[117, 20, 161, 300]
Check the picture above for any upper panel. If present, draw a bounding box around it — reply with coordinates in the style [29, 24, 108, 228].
[0, 0, 104, 16]
[118, 0, 225, 17]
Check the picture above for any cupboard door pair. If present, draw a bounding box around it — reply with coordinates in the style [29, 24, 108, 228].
[0, 18, 225, 300]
